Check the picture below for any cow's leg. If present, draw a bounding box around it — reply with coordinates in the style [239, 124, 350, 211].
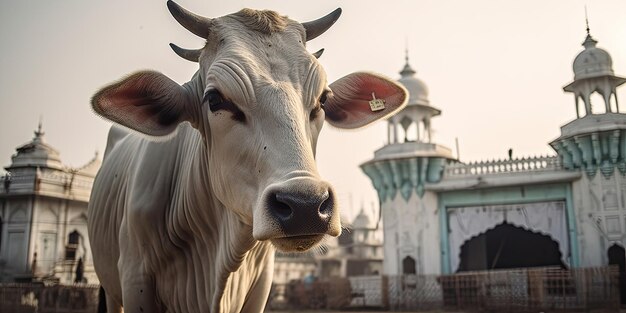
[98, 286, 123, 313]
[118, 221, 162, 313]
[119, 269, 160, 313]
[106, 293, 123, 313]
[240, 254, 274, 313]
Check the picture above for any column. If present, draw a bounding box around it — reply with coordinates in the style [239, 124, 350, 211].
[393, 121, 399, 143]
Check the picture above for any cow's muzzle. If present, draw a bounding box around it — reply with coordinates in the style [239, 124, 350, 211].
[253, 175, 341, 251]
[269, 185, 333, 235]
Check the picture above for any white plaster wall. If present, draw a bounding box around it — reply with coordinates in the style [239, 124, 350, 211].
[573, 170, 626, 267]
[572, 175, 604, 267]
[381, 190, 440, 275]
[2, 198, 32, 276]
[381, 199, 398, 275]
[32, 199, 61, 275]
[417, 191, 441, 274]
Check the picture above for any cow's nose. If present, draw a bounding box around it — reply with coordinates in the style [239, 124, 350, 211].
[268, 188, 334, 236]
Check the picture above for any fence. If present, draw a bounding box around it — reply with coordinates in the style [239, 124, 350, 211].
[0, 283, 99, 313]
[268, 266, 620, 312]
[0, 267, 619, 313]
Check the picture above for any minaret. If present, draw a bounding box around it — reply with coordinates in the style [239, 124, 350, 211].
[551, 23, 626, 177]
[360, 53, 455, 275]
[563, 19, 626, 117]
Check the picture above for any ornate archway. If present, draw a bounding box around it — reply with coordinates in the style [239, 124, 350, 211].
[457, 222, 565, 272]
[448, 201, 569, 272]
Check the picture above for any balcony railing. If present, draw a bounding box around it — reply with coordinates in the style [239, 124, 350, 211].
[444, 155, 562, 177]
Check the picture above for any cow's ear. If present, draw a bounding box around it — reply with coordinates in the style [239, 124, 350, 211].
[324, 72, 407, 129]
[92, 71, 195, 136]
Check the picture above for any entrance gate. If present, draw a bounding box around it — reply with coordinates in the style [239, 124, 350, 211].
[458, 223, 565, 272]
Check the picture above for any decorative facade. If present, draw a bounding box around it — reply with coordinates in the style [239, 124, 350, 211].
[362, 29, 626, 275]
[0, 124, 100, 283]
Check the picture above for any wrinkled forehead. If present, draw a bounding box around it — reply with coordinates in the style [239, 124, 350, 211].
[202, 10, 326, 94]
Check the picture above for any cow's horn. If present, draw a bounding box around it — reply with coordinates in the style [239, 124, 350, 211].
[167, 0, 211, 39]
[302, 8, 342, 41]
[312, 48, 324, 59]
[169, 43, 202, 62]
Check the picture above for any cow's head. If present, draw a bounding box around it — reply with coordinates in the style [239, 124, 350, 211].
[92, 1, 407, 252]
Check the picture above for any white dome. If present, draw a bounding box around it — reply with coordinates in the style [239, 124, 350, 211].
[9, 125, 63, 170]
[398, 62, 429, 106]
[573, 35, 614, 80]
[352, 209, 371, 229]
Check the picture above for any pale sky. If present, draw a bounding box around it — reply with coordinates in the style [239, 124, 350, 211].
[1, 0, 626, 221]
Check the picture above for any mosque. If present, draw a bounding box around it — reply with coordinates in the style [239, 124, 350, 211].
[361, 27, 626, 275]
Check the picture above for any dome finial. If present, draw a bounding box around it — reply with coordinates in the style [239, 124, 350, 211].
[400, 42, 416, 77]
[404, 37, 409, 65]
[34, 116, 45, 141]
[585, 5, 590, 35]
[582, 6, 598, 49]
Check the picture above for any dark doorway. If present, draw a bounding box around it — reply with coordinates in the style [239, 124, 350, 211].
[65, 230, 80, 260]
[608, 244, 626, 305]
[403, 256, 416, 274]
[457, 222, 566, 272]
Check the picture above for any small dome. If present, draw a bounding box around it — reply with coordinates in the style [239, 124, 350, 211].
[75, 152, 102, 177]
[398, 61, 430, 106]
[352, 209, 371, 229]
[8, 124, 63, 170]
[573, 34, 614, 80]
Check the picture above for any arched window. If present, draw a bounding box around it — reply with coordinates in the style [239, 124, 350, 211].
[610, 93, 619, 113]
[590, 92, 606, 114]
[402, 256, 416, 274]
[65, 230, 80, 260]
[68, 230, 80, 245]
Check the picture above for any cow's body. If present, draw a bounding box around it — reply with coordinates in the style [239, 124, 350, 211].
[88, 2, 407, 313]
[90, 124, 274, 312]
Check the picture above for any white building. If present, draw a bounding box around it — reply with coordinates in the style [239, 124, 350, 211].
[362, 28, 626, 276]
[0, 124, 100, 283]
[317, 208, 384, 278]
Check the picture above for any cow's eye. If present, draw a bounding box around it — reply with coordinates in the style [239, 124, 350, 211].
[311, 90, 329, 120]
[204, 89, 246, 123]
[319, 90, 329, 105]
[204, 90, 226, 111]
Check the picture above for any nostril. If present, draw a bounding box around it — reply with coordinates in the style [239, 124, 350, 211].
[270, 193, 293, 220]
[319, 191, 333, 216]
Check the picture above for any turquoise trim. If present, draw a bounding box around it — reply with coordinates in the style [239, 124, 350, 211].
[438, 183, 571, 274]
[438, 196, 451, 274]
[565, 184, 580, 267]
[360, 156, 447, 202]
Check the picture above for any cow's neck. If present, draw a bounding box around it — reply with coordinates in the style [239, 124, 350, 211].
[172, 127, 274, 312]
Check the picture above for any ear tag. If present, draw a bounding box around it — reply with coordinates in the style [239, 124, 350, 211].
[369, 92, 385, 111]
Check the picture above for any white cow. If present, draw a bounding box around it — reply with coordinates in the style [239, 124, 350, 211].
[87, 2, 407, 313]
